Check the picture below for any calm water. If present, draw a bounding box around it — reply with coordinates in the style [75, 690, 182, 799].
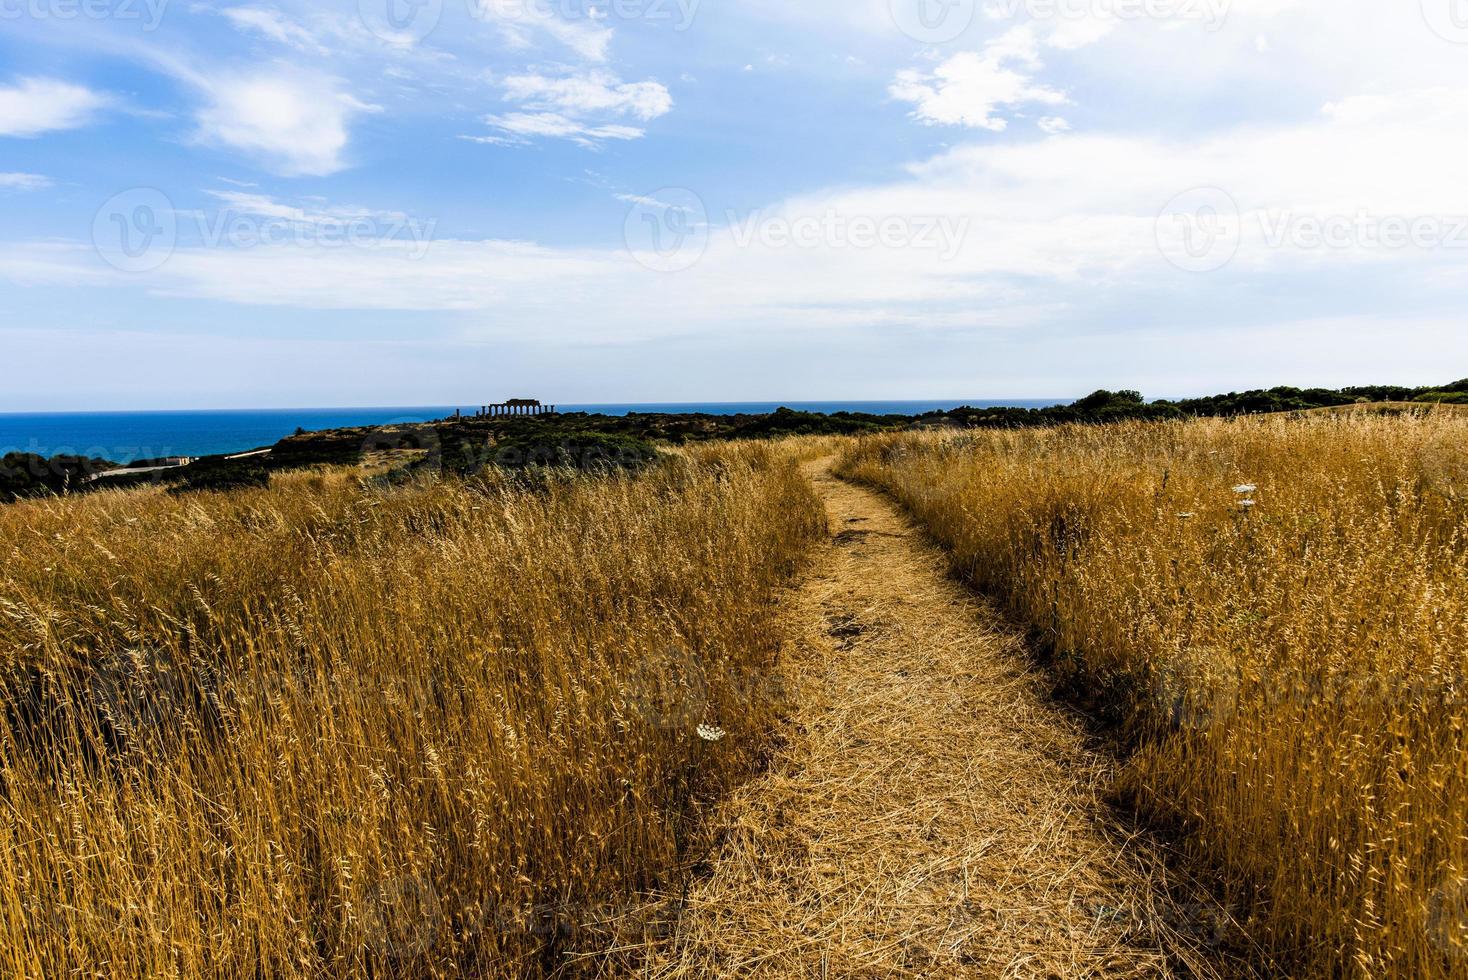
[0, 401, 1061, 463]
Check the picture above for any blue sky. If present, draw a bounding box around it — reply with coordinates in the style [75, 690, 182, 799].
[1, 0, 1467, 410]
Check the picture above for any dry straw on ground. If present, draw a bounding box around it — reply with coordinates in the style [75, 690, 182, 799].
[0, 442, 823, 978]
[638, 461, 1243, 979]
[840, 412, 1468, 978]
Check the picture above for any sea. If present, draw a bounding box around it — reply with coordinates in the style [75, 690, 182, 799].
[0, 401, 1063, 463]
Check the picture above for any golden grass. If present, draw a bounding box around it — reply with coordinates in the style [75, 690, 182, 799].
[0, 442, 824, 978]
[839, 415, 1468, 977]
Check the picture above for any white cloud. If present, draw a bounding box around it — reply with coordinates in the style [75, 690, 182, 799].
[890, 27, 1067, 131]
[478, 112, 646, 146]
[194, 68, 380, 176]
[475, 3, 614, 61]
[0, 78, 107, 138]
[479, 70, 672, 145]
[7, 80, 1468, 400]
[14, 86, 1463, 339]
[1037, 116, 1070, 134]
[220, 7, 329, 54]
[500, 71, 672, 120]
[202, 189, 409, 226]
[0, 173, 52, 192]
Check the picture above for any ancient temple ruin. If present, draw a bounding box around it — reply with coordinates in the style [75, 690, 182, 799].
[476, 399, 556, 419]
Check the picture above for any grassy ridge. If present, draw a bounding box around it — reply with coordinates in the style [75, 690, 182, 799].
[840, 415, 1468, 977]
[0, 443, 824, 977]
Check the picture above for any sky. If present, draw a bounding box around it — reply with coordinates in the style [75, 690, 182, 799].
[1, 0, 1467, 410]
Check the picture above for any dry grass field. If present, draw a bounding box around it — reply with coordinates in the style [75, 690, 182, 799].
[839, 415, 1468, 977]
[7, 415, 1466, 979]
[0, 443, 824, 978]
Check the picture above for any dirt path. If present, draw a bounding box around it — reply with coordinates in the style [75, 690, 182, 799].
[648, 460, 1234, 978]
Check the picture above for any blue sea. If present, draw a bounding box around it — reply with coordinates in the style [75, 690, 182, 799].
[0, 401, 1062, 463]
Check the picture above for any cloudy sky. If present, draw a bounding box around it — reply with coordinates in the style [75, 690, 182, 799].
[1, 0, 1466, 410]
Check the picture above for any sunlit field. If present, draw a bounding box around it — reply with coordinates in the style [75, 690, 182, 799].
[840, 413, 1468, 977]
[0, 443, 824, 978]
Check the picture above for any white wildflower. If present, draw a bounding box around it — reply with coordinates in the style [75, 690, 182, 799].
[1177, 512, 1196, 520]
[696, 724, 726, 743]
[1240, 500, 1256, 509]
[1233, 484, 1257, 494]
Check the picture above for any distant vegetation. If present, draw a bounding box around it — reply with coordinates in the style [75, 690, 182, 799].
[5, 380, 1466, 505]
[0, 452, 115, 502]
[841, 414, 1468, 977]
[941, 378, 1468, 428]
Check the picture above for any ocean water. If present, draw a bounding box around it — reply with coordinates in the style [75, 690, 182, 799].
[0, 401, 1062, 463]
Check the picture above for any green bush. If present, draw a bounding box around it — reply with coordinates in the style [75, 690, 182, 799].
[167, 458, 271, 495]
[489, 430, 659, 473]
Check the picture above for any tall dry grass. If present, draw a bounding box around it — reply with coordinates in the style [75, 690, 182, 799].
[840, 414, 1468, 977]
[0, 442, 824, 978]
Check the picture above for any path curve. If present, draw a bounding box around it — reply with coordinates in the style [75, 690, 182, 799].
[649, 459, 1235, 978]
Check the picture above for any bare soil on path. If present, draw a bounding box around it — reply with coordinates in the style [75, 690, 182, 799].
[645, 460, 1241, 979]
